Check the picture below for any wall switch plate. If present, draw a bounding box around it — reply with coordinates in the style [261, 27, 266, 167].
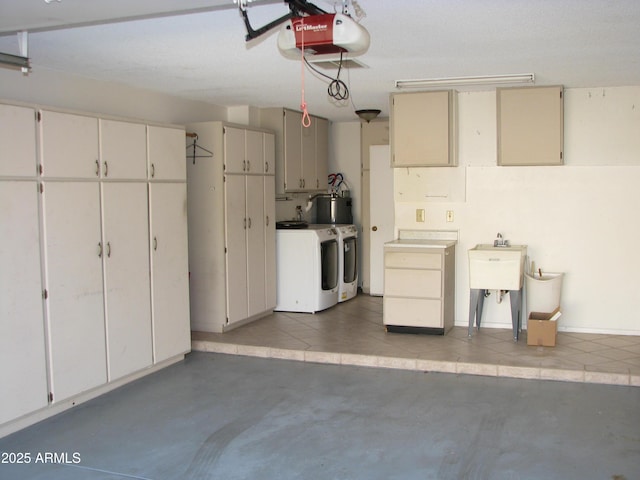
[416, 209, 425, 222]
[446, 210, 454, 222]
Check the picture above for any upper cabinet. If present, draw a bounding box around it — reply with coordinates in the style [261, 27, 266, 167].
[147, 125, 186, 180]
[99, 119, 147, 179]
[0, 104, 37, 177]
[390, 90, 457, 167]
[260, 107, 329, 194]
[497, 85, 564, 166]
[39, 110, 99, 178]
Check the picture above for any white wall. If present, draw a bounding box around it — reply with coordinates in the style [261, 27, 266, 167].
[394, 86, 640, 335]
[0, 67, 226, 125]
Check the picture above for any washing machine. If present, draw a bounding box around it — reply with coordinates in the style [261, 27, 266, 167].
[335, 224, 358, 302]
[275, 225, 339, 313]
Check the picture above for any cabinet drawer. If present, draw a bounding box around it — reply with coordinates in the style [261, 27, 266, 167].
[385, 269, 441, 297]
[383, 297, 442, 328]
[385, 251, 442, 269]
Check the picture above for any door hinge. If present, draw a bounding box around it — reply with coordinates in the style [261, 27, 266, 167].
[39, 183, 44, 194]
[560, 90, 563, 99]
[43, 289, 48, 300]
[37, 111, 41, 122]
[48, 392, 53, 403]
[38, 164, 43, 175]
[560, 151, 563, 160]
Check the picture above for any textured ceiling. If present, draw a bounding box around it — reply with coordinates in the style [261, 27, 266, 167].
[1, 0, 639, 122]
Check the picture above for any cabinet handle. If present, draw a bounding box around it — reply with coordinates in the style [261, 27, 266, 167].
[151, 163, 155, 178]
[243, 218, 247, 230]
[98, 242, 103, 258]
[243, 160, 246, 172]
[265, 162, 269, 173]
[247, 160, 251, 171]
[95, 159, 100, 177]
[106, 241, 111, 258]
[153, 236, 158, 251]
[266, 215, 269, 226]
[372, 226, 378, 232]
[104, 161, 109, 177]
[248, 217, 252, 229]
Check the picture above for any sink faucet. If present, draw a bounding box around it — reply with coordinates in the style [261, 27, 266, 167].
[494, 233, 509, 247]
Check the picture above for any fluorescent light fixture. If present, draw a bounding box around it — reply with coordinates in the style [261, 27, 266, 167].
[0, 52, 30, 71]
[395, 73, 535, 89]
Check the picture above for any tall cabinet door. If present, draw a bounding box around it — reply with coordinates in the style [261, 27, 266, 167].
[102, 183, 152, 380]
[301, 120, 316, 190]
[224, 174, 249, 325]
[283, 110, 302, 191]
[0, 182, 48, 423]
[39, 111, 100, 178]
[246, 175, 266, 317]
[149, 183, 190, 363]
[264, 175, 277, 310]
[42, 182, 107, 402]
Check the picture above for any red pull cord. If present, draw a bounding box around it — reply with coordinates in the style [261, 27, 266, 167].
[299, 17, 311, 128]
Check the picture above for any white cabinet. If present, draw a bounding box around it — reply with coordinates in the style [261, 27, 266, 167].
[39, 110, 100, 178]
[260, 108, 329, 193]
[0, 101, 190, 433]
[0, 181, 48, 423]
[390, 90, 457, 167]
[42, 182, 107, 402]
[102, 183, 153, 380]
[147, 125, 186, 180]
[497, 86, 564, 166]
[383, 244, 455, 334]
[0, 104, 37, 177]
[186, 121, 276, 332]
[149, 182, 191, 362]
[99, 119, 148, 179]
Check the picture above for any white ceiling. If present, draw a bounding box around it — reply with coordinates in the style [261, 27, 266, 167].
[1, 0, 639, 122]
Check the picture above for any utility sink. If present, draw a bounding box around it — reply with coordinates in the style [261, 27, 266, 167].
[468, 244, 527, 291]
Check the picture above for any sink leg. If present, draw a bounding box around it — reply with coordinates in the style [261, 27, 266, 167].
[509, 289, 522, 341]
[468, 289, 485, 337]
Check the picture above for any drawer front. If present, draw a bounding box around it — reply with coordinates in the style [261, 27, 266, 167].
[383, 297, 442, 328]
[384, 269, 442, 298]
[385, 251, 442, 269]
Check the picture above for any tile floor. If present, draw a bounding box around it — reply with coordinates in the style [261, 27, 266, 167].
[192, 294, 640, 387]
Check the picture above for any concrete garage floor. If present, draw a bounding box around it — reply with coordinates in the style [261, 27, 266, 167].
[1, 352, 639, 480]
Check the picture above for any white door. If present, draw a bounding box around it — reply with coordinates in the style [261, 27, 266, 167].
[0, 181, 48, 423]
[0, 104, 37, 177]
[284, 110, 302, 191]
[224, 174, 249, 325]
[245, 129, 263, 174]
[224, 126, 246, 174]
[369, 145, 394, 296]
[99, 119, 147, 180]
[246, 175, 266, 317]
[43, 182, 107, 402]
[149, 183, 190, 362]
[102, 183, 152, 381]
[264, 175, 277, 309]
[39, 110, 99, 179]
[147, 126, 186, 180]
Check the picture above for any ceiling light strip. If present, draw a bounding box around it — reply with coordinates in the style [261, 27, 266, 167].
[395, 73, 535, 89]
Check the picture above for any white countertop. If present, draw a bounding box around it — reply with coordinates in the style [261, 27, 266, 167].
[385, 239, 456, 249]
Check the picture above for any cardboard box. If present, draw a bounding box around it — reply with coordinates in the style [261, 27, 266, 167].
[527, 308, 561, 347]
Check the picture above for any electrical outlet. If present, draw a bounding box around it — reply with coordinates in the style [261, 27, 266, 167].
[416, 209, 425, 222]
[446, 210, 454, 222]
